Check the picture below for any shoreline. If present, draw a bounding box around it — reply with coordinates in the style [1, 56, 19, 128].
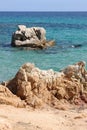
[0, 61, 87, 129]
[0, 11, 87, 130]
[1, 61, 87, 108]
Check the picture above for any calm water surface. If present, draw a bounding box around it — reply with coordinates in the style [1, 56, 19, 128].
[0, 12, 87, 81]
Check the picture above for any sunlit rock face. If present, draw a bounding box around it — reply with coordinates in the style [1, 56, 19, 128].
[4, 61, 87, 109]
[11, 25, 55, 49]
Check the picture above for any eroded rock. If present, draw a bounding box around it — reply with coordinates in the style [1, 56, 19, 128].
[11, 25, 55, 49]
[5, 61, 87, 109]
[0, 85, 26, 107]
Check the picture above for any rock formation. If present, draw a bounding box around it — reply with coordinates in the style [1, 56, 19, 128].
[2, 61, 87, 109]
[0, 84, 25, 107]
[11, 25, 55, 49]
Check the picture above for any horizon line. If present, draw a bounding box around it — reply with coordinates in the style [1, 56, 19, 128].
[0, 10, 87, 12]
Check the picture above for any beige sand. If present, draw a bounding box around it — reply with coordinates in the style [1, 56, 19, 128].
[0, 105, 87, 130]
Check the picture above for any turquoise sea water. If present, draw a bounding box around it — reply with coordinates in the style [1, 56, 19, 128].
[0, 12, 87, 82]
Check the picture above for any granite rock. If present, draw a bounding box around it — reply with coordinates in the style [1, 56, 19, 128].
[11, 25, 55, 49]
[5, 61, 87, 109]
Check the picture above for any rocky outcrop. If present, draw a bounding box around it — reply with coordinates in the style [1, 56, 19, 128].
[4, 61, 87, 109]
[62, 61, 87, 80]
[0, 85, 25, 107]
[11, 25, 55, 49]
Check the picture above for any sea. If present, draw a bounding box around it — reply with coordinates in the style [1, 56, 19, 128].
[0, 12, 87, 82]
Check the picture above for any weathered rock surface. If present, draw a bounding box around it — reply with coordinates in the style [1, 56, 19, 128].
[11, 25, 55, 49]
[3, 61, 87, 109]
[0, 85, 25, 107]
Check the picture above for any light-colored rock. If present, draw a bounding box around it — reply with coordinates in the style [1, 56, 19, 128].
[18, 25, 26, 32]
[0, 61, 87, 109]
[11, 25, 55, 49]
[62, 61, 87, 81]
[0, 85, 25, 107]
[5, 61, 87, 109]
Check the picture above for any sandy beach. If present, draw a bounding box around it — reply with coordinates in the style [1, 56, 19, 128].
[1, 0, 87, 129]
[0, 60, 87, 130]
[0, 105, 87, 130]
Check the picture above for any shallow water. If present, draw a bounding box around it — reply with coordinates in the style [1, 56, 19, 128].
[0, 12, 87, 81]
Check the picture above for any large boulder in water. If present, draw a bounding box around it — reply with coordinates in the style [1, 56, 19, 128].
[11, 25, 55, 49]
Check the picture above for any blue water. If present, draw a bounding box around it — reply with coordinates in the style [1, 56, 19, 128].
[0, 12, 87, 82]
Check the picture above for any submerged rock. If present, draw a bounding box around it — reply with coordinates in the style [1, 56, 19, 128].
[71, 44, 82, 48]
[3, 61, 87, 109]
[11, 25, 55, 49]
